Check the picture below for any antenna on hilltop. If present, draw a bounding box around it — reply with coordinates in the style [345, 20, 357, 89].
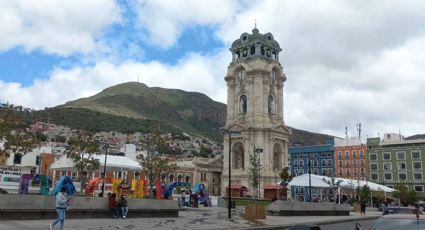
[345, 126, 348, 139]
[357, 122, 362, 140]
[137, 73, 140, 84]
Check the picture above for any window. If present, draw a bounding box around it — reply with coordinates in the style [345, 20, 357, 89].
[239, 95, 247, 113]
[353, 151, 357, 159]
[293, 160, 298, 167]
[327, 160, 332, 167]
[299, 160, 304, 167]
[371, 173, 378, 180]
[383, 152, 391, 160]
[384, 173, 392, 181]
[414, 185, 424, 192]
[411, 150, 421, 159]
[383, 162, 392, 171]
[360, 150, 364, 159]
[370, 153, 377, 161]
[396, 151, 405, 160]
[268, 95, 274, 114]
[313, 160, 318, 167]
[360, 159, 365, 167]
[346, 161, 350, 167]
[13, 153, 22, 165]
[35, 156, 41, 166]
[338, 168, 343, 176]
[414, 173, 423, 180]
[398, 173, 407, 180]
[338, 152, 342, 159]
[313, 168, 318, 175]
[413, 162, 422, 170]
[397, 162, 406, 170]
[327, 152, 332, 158]
[327, 169, 333, 177]
[294, 169, 298, 176]
[353, 170, 358, 176]
[346, 168, 350, 176]
[345, 151, 349, 159]
[360, 167, 365, 176]
[321, 159, 326, 166]
[322, 169, 326, 176]
[353, 159, 357, 167]
[299, 169, 304, 175]
[338, 160, 343, 167]
[370, 163, 378, 171]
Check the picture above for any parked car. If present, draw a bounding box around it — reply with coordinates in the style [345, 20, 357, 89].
[355, 214, 425, 230]
[383, 207, 422, 215]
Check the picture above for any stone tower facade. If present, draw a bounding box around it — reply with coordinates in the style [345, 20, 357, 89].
[222, 28, 291, 198]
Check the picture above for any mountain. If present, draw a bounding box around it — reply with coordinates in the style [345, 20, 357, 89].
[59, 82, 226, 141]
[405, 134, 425, 140]
[15, 82, 331, 145]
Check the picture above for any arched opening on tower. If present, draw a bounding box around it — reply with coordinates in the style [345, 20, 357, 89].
[268, 95, 274, 114]
[232, 142, 245, 170]
[239, 95, 247, 113]
[273, 143, 283, 170]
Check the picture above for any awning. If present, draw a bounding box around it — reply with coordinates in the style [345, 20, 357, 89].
[50, 154, 142, 172]
[226, 184, 248, 190]
[288, 174, 396, 192]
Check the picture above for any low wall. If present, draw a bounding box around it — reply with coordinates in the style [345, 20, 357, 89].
[0, 194, 178, 220]
[267, 200, 353, 216]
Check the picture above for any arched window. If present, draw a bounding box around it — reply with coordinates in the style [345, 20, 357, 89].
[268, 95, 274, 114]
[240, 95, 247, 113]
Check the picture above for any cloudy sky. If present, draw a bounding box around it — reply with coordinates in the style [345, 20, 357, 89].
[1, 0, 424, 139]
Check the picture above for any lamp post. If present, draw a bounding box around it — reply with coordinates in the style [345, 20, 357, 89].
[101, 144, 109, 195]
[308, 157, 312, 202]
[222, 128, 241, 219]
[255, 147, 263, 200]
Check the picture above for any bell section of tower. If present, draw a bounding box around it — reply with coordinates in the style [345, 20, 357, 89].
[222, 27, 291, 198]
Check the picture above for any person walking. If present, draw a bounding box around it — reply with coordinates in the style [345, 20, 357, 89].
[50, 187, 69, 230]
[360, 200, 366, 215]
[118, 194, 128, 218]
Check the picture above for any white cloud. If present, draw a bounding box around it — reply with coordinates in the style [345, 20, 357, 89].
[0, 0, 121, 55]
[0, 50, 230, 109]
[1, 0, 425, 139]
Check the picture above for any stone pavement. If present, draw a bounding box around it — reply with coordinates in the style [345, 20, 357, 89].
[0, 207, 381, 230]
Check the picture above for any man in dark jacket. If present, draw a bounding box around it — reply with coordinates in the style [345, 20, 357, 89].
[118, 194, 128, 218]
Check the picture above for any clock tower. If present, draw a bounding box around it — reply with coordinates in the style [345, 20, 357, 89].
[222, 27, 291, 198]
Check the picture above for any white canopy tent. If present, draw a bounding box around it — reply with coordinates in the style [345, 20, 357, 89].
[50, 154, 142, 172]
[288, 174, 396, 193]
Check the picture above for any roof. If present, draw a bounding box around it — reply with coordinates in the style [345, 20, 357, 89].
[380, 214, 425, 220]
[263, 185, 284, 190]
[226, 184, 248, 190]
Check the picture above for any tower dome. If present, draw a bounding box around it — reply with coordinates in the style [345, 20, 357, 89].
[230, 28, 282, 63]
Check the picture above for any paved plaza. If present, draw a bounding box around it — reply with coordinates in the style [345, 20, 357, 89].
[0, 207, 381, 230]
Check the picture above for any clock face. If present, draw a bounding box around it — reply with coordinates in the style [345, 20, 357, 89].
[237, 70, 246, 82]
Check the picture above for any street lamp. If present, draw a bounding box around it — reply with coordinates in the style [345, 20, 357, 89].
[101, 144, 109, 195]
[221, 128, 241, 219]
[308, 156, 312, 202]
[255, 147, 263, 200]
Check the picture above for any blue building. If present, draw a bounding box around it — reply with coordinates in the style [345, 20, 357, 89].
[289, 138, 335, 201]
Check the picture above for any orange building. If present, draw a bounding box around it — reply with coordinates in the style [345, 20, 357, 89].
[335, 137, 368, 180]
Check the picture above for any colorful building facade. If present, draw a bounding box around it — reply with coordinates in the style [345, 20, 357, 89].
[334, 137, 368, 180]
[289, 138, 335, 201]
[367, 133, 425, 200]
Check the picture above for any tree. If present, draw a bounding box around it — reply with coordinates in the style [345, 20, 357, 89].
[138, 132, 177, 198]
[67, 131, 100, 192]
[0, 106, 39, 165]
[248, 146, 261, 199]
[393, 184, 417, 206]
[279, 167, 293, 186]
[360, 185, 371, 203]
[323, 177, 343, 202]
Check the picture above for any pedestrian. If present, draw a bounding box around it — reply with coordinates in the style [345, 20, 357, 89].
[271, 195, 277, 202]
[184, 191, 190, 207]
[360, 200, 366, 215]
[50, 187, 69, 230]
[118, 194, 128, 218]
[108, 193, 120, 218]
